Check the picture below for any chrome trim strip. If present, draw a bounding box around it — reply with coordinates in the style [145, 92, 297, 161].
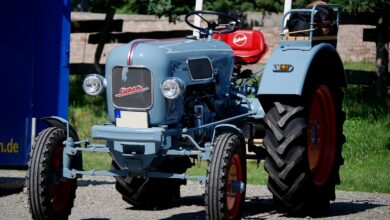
[167, 49, 232, 54]
[31, 117, 36, 147]
[127, 39, 157, 65]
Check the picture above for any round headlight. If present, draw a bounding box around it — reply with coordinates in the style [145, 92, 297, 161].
[160, 77, 186, 99]
[82, 74, 106, 96]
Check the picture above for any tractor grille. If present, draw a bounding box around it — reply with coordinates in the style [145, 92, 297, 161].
[187, 58, 213, 80]
[112, 66, 152, 109]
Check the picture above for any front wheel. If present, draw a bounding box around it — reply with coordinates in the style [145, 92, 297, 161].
[27, 127, 80, 220]
[263, 85, 345, 216]
[205, 132, 247, 220]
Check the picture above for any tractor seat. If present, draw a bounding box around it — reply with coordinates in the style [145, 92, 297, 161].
[213, 30, 268, 64]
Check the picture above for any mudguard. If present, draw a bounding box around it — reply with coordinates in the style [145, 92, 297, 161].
[212, 124, 245, 145]
[41, 116, 83, 172]
[258, 43, 346, 96]
[41, 116, 79, 141]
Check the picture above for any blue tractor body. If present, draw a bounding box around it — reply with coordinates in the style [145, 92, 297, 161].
[28, 5, 347, 220]
[259, 43, 346, 95]
[80, 37, 260, 173]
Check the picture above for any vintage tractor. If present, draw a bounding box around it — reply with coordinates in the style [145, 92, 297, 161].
[27, 4, 345, 220]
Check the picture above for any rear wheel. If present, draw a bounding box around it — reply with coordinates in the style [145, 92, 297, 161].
[27, 127, 80, 220]
[263, 84, 345, 215]
[205, 132, 246, 220]
[112, 157, 190, 209]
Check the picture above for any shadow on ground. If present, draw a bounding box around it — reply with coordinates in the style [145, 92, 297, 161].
[126, 194, 205, 211]
[77, 179, 115, 187]
[0, 176, 115, 197]
[329, 201, 383, 217]
[159, 195, 205, 220]
[81, 218, 110, 220]
[165, 194, 383, 219]
[0, 177, 24, 197]
[245, 196, 383, 219]
[161, 210, 206, 220]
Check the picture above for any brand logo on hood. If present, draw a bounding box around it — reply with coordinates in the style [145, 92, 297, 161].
[115, 85, 150, 97]
[232, 33, 247, 47]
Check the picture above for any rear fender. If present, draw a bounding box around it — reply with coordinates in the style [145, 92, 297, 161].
[258, 43, 346, 96]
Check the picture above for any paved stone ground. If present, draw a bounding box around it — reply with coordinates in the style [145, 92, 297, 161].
[1, 170, 390, 219]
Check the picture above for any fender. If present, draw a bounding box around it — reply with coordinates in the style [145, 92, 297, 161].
[258, 43, 346, 96]
[211, 124, 245, 145]
[41, 116, 82, 172]
[41, 116, 79, 141]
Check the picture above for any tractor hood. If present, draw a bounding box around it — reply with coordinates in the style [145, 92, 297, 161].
[105, 38, 235, 125]
[129, 38, 234, 86]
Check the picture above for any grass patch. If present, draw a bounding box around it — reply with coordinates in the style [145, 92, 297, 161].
[343, 61, 390, 72]
[339, 117, 390, 193]
[187, 160, 268, 185]
[338, 86, 390, 193]
[339, 153, 390, 193]
[68, 75, 111, 171]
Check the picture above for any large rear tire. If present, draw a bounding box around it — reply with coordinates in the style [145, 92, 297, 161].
[263, 84, 345, 216]
[205, 132, 247, 220]
[27, 127, 80, 220]
[112, 157, 190, 209]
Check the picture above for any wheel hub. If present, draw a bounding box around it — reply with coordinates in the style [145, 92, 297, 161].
[51, 148, 73, 212]
[307, 85, 337, 186]
[226, 154, 244, 218]
[230, 180, 245, 194]
[310, 120, 320, 148]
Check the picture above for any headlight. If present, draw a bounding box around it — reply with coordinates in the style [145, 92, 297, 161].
[160, 77, 186, 99]
[82, 74, 106, 96]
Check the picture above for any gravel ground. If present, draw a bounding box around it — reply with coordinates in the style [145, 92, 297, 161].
[1, 170, 390, 220]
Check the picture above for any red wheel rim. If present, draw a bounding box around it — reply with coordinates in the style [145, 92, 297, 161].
[307, 85, 337, 186]
[226, 154, 243, 219]
[51, 148, 73, 212]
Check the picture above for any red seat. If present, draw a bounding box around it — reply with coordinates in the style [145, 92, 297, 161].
[213, 30, 268, 64]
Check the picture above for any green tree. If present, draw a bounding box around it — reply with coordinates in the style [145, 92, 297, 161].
[146, 0, 195, 22]
[75, 0, 125, 12]
[83, 0, 287, 16]
[104, 0, 286, 22]
[116, 0, 149, 14]
[203, 0, 284, 13]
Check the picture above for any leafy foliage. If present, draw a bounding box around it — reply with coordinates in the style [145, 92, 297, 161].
[126, 0, 283, 22]
[146, 0, 195, 22]
[115, 0, 148, 14]
[82, 0, 286, 15]
[203, 0, 284, 13]
[79, 0, 390, 15]
[329, 0, 390, 14]
[85, 0, 126, 13]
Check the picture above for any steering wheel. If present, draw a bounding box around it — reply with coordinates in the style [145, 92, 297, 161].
[185, 10, 240, 36]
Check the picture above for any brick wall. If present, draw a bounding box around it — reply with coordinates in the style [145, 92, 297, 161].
[337, 25, 377, 62]
[70, 12, 382, 65]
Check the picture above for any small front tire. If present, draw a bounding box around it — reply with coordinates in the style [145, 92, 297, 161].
[205, 132, 247, 220]
[27, 127, 80, 220]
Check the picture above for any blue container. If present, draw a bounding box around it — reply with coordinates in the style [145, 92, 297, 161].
[0, 0, 71, 168]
